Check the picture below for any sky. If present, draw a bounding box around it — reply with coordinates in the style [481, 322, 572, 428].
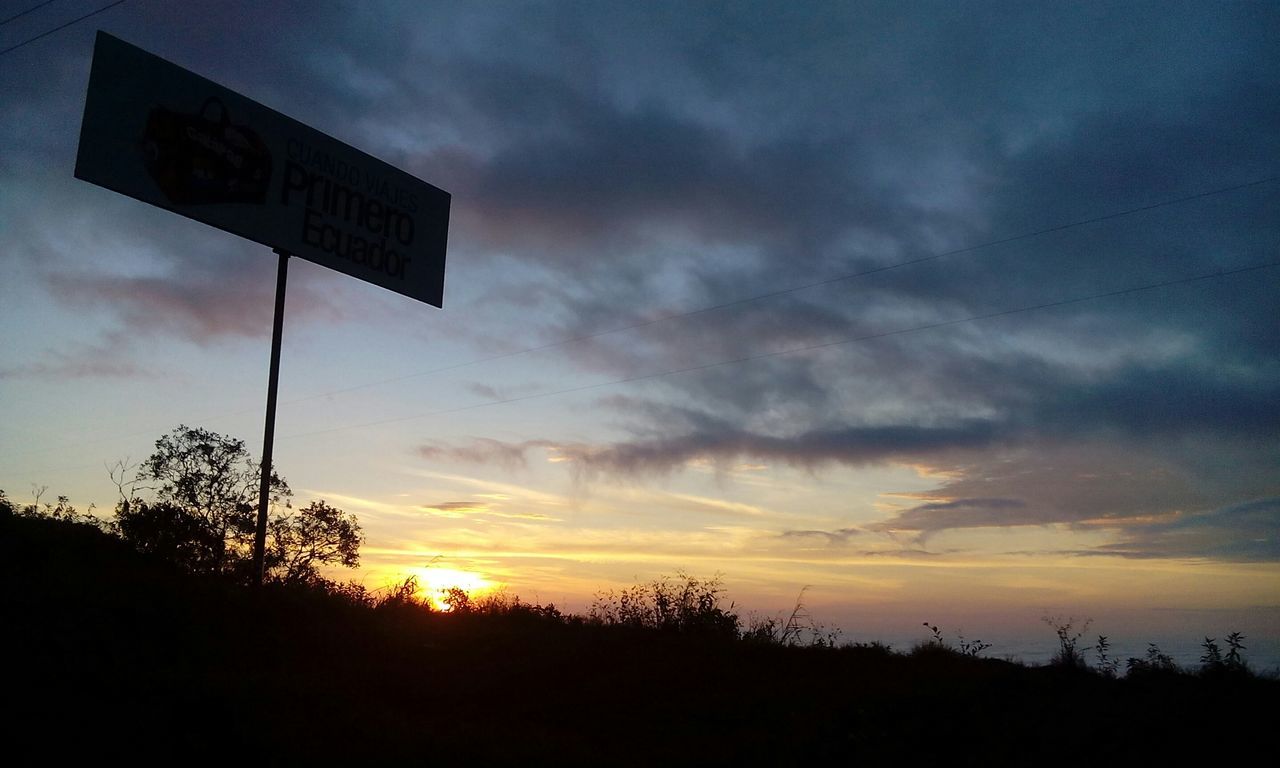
[2, 0, 1278, 664]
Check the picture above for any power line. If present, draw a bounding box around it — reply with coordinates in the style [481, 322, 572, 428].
[0, 0, 59, 28]
[0, 0, 125, 57]
[280, 259, 1280, 440]
[264, 175, 1280, 409]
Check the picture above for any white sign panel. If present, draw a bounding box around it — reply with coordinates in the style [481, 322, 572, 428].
[75, 32, 449, 307]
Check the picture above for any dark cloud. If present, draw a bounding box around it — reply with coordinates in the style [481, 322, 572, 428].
[875, 498, 1029, 534]
[418, 418, 999, 480]
[855, 548, 944, 560]
[4, 0, 1279, 567]
[421, 347, 1280, 481]
[446, 102, 905, 261]
[426, 501, 485, 512]
[1027, 362, 1280, 439]
[464, 382, 503, 401]
[417, 438, 555, 472]
[1089, 498, 1280, 562]
[553, 420, 1000, 478]
[419, 498, 558, 523]
[774, 525, 945, 560]
[779, 527, 865, 545]
[872, 439, 1280, 538]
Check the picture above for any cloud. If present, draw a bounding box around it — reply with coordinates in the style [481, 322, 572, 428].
[869, 435, 1275, 528]
[464, 382, 503, 401]
[46, 271, 276, 343]
[446, 99, 908, 261]
[419, 418, 999, 480]
[874, 498, 1029, 534]
[400, 1, 1279, 354]
[36, 228, 353, 345]
[199, 1, 1280, 444]
[5, 0, 1280, 575]
[0, 340, 153, 380]
[1089, 497, 1280, 562]
[462, 380, 549, 403]
[417, 439, 556, 472]
[421, 348, 1280, 482]
[779, 527, 866, 545]
[422, 500, 490, 518]
[773, 527, 946, 560]
[858, 438, 1280, 564]
[416, 386, 1280, 560]
[558, 421, 1001, 478]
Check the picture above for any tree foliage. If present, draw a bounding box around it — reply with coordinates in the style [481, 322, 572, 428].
[267, 500, 362, 584]
[116, 500, 222, 569]
[113, 425, 359, 584]
[129, 424, 289, 572]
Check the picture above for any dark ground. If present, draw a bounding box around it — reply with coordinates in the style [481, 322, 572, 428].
[4, 513, 1276, 766]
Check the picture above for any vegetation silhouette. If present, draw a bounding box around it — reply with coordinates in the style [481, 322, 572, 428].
[110, 425, 361, 584]
[588, 571, 742, 640]
[1042, 614, 1092, 670]
[4, 470, 1278, 764]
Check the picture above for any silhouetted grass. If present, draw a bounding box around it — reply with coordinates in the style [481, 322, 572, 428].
[3, 504, 1277, 765]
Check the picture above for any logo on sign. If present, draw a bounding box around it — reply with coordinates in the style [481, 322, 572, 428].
[143, 97, 273, 205]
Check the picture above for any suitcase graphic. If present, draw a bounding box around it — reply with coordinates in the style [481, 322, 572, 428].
[143, 97, 273, 205]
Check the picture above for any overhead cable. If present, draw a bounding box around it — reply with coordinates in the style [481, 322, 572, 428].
[0, 0, 125, 58]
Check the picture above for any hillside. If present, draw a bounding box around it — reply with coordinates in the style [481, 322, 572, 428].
[4, 512, 1276, 766]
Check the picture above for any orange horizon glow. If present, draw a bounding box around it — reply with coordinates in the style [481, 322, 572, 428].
[405, 565, 499, 610]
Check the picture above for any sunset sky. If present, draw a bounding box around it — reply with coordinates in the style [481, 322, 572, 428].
[2, 0, 1277, 664]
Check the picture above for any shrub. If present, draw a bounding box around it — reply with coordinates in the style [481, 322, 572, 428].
[590, 572, 740, 639]
[741, 587, 841, 647]
[2, 487, 100, 527]
[1225, 631, 1248, 671]
[1127, 643, 1179, 676]
[916, 623, 990, 657]
[1201, 637, 1224, 669]
[1043, 615, 1092, 669]
[957, 633, 992, 657]
[1094, 635, 1120, 678]
[1202, 632, 1252, 677]
[375, 575, 426, 612]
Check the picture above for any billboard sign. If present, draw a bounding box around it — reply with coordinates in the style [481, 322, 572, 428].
[75, 32, 450, 307]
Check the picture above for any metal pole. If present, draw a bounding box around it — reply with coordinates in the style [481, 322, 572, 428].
[253, 248, 290, 585]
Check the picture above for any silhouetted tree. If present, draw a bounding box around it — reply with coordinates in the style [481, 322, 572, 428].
[113, 426, 360, 584]
[115, 425, 288, 575]
[116, 499, 223, 569]
[266, 499, 362, 584]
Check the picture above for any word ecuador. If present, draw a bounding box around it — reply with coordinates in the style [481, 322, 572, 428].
[282, 139, 418, 280]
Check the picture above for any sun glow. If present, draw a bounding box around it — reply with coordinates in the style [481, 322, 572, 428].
[407, 566, 497, 609]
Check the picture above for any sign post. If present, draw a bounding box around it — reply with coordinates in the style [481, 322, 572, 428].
[75, 32, 451, 582]
[252, 248, 290, 583]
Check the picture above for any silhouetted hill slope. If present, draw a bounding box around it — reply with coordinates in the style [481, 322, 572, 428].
[4, 514, 1276, 766]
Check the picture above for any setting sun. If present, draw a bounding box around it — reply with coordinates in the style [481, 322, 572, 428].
[407, 566, 497, 609]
